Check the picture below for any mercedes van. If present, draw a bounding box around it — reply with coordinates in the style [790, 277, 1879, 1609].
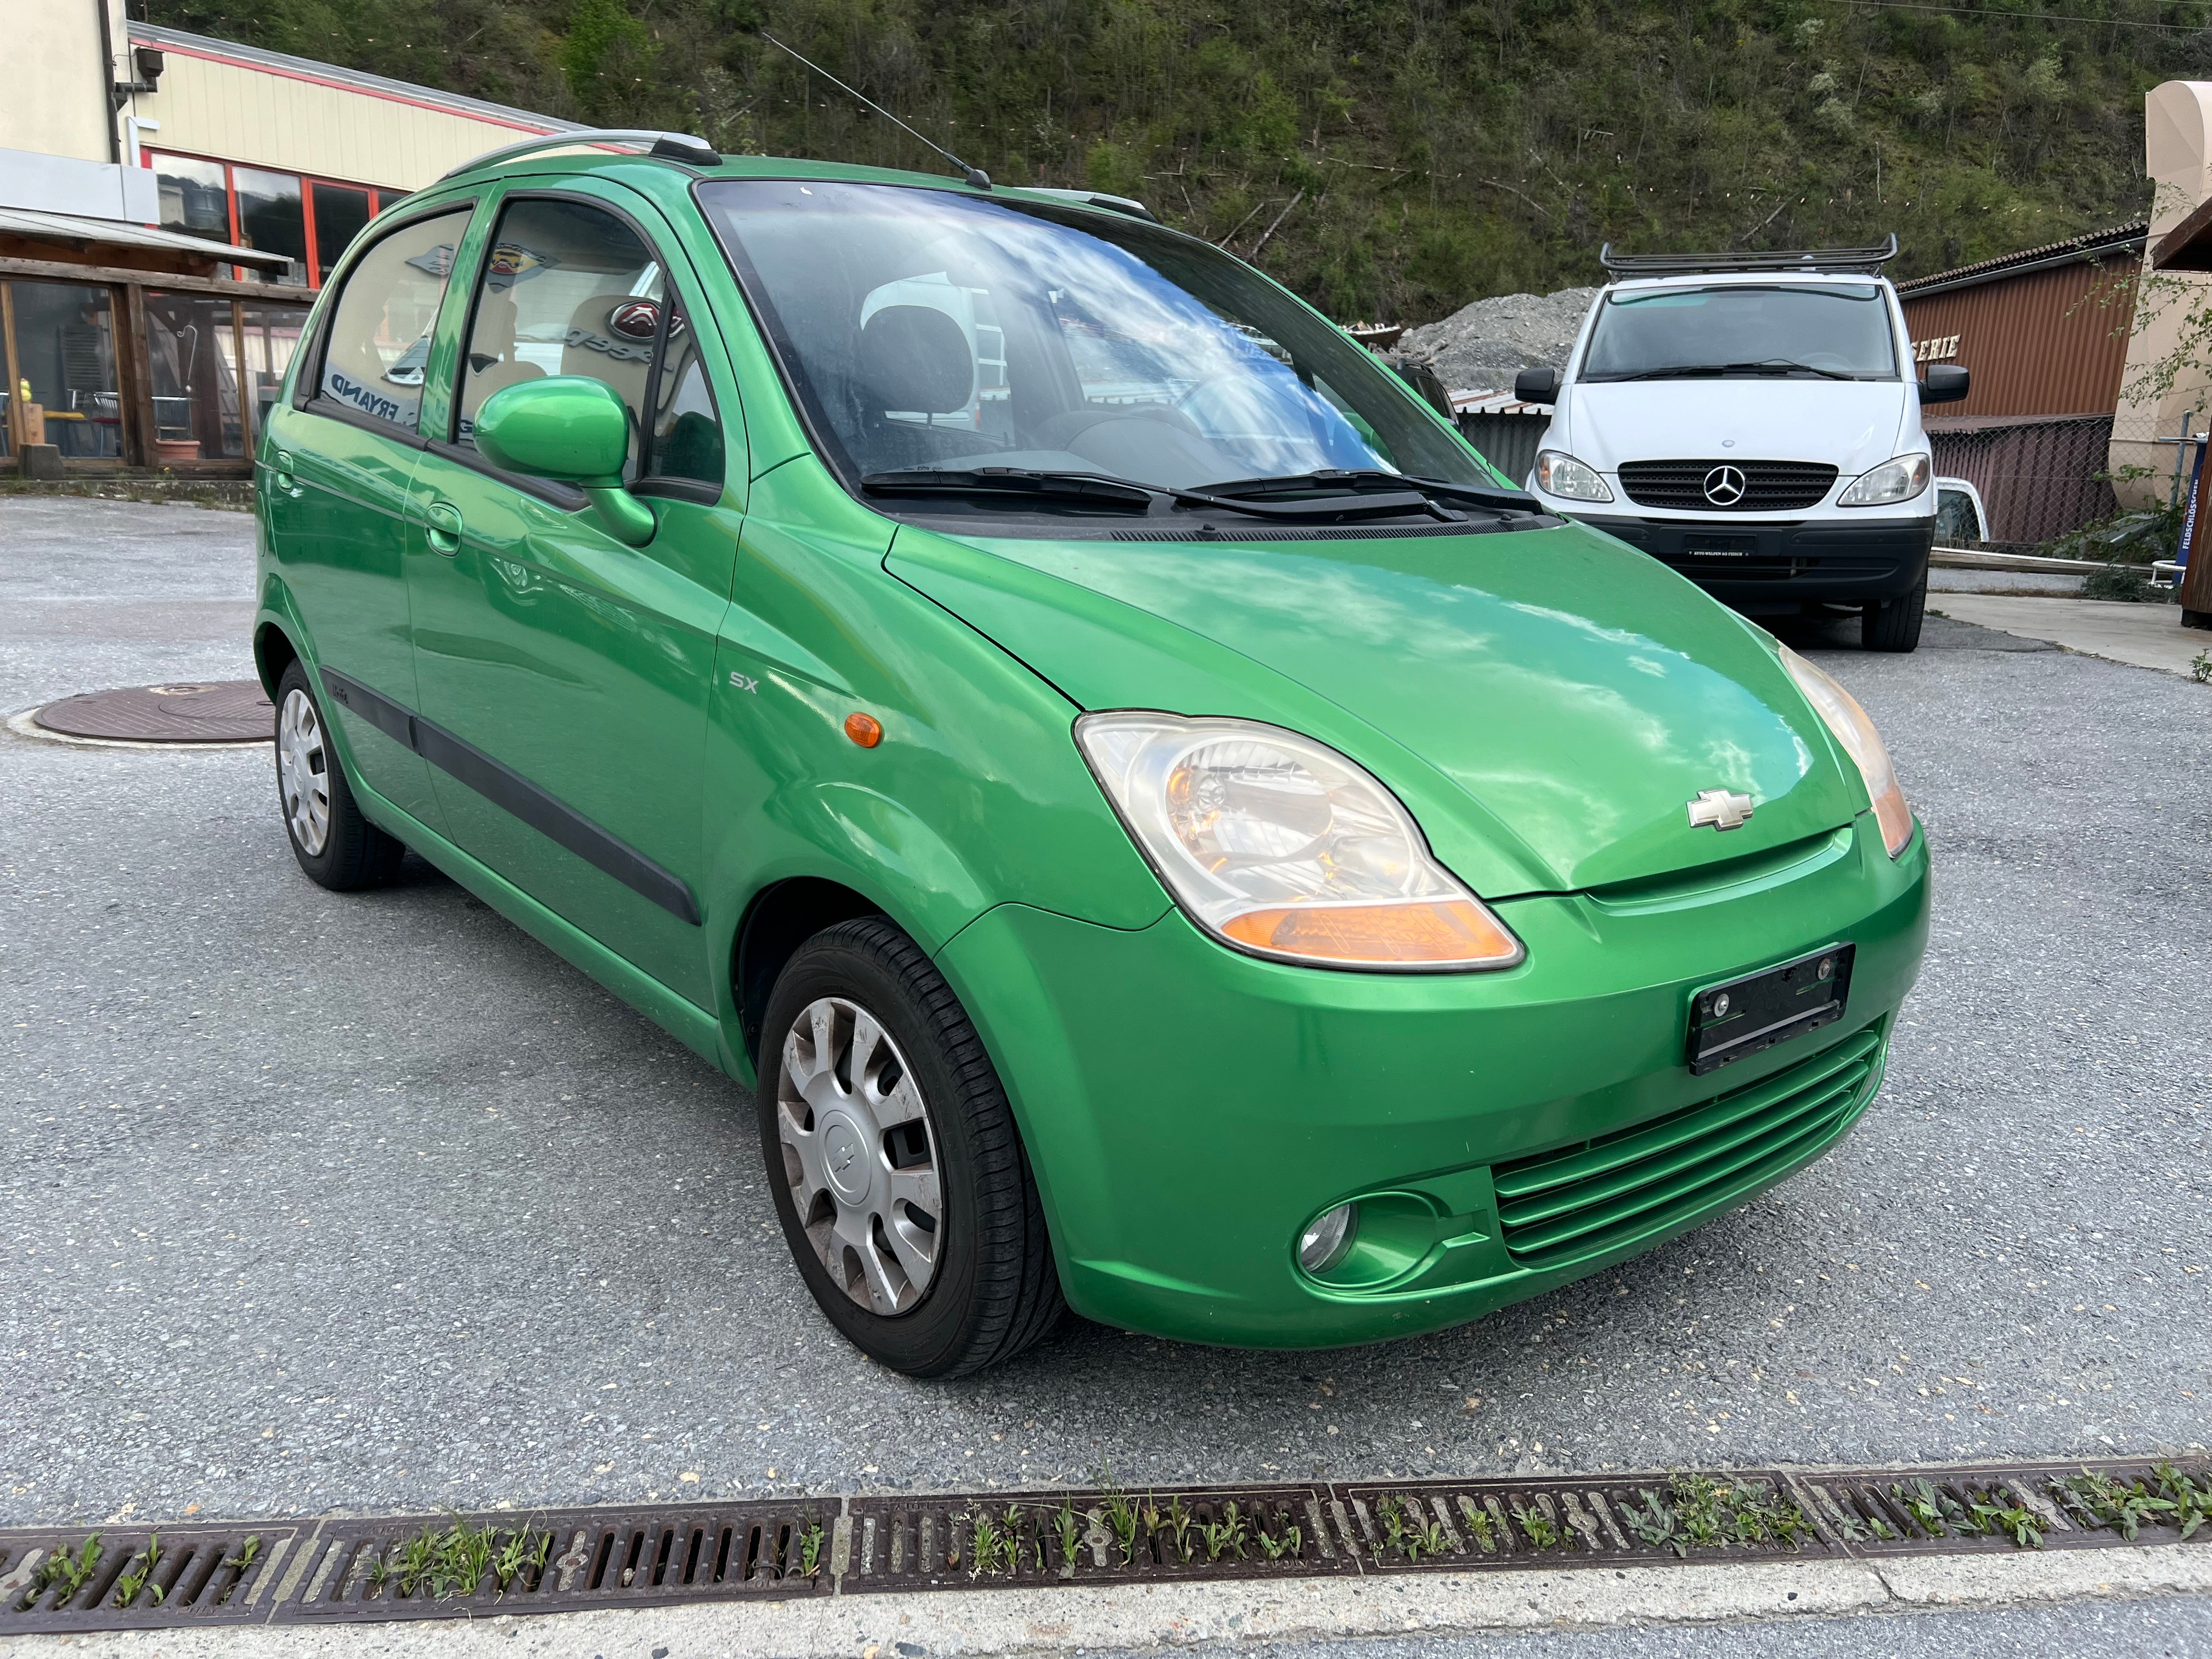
[1516, 240, 1968, 652]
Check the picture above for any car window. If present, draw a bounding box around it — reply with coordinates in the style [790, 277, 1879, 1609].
[1935, 487, 1979, 542]
[642, 297, 726, 487]
[1581, 284, 1900, 381]
[315, 209, 472, 430]
[454, 198, 656, 471]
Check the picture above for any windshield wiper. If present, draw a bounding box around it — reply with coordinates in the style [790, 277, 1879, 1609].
[1601, 360, 1859, 382]
[861, 467, 1156, 511]
[862, 465, 1461, 524]
[1198, 469, 1541, 512]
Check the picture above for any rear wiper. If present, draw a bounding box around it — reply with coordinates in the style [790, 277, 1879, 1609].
[861, 467, 1155, 511]
[1199, 469, 1540, 512]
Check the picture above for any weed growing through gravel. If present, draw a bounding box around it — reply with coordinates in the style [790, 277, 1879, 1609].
[366, 1517, 552, 1599]
[23, 1535, 103, 1607]
[112, 1534, 162, 1608]
[2192, 649, 2211, 684]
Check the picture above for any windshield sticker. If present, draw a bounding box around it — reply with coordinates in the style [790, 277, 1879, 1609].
[404, 244, 457, 280]
[566, 326, 654, 364]
[610, 299, 662, 340]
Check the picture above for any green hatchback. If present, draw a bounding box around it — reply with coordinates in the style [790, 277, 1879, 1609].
[255, 132, 1929, 1376]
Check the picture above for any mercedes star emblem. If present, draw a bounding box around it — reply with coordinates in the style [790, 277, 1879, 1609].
[1703, 464, 1747, 506]
[1687, 787, 1756, 831]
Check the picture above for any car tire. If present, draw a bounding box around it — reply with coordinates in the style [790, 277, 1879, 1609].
[274, 661, 408, 890]
[758, 916, 1064, 1377]
[1862, 582, 1926, 653]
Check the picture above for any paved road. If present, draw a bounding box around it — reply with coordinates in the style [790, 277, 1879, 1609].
[4, 495, 2208, 1533]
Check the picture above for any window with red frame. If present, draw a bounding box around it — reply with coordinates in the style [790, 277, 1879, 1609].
[148, 151, 400, 288]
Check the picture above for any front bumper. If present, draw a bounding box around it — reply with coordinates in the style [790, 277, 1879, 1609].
[1568, 514, 1934, 607]
[937, 814, 1931, 1348]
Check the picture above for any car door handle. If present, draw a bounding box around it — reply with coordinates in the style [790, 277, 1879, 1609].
[424, 501, 464, 555]
[269, 449, 301, 498]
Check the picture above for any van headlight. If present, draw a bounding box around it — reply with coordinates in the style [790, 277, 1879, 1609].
[1074, 713, 1524, 970]
[1535, 450, 1612, 503]
[1779, 647, 1914, 857]
[1838, 453, 1931, 507]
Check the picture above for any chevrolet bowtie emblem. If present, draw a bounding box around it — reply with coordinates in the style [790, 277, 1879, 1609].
[1687, 788, 1756, 831]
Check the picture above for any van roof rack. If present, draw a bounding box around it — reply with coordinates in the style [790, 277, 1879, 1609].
[1598, 233, 1898, 280]
[441, 130, 720, 182]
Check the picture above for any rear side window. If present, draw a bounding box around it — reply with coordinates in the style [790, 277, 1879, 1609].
[454, 196, 725, 487]
[316, 209, 472, 430]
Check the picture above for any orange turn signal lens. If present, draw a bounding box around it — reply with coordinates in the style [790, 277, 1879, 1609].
[1219, 899, 1522, 968]
[844, 712, 883, 748]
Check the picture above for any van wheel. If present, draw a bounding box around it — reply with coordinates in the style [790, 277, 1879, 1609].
[1862, 583, 1926, 652]
[759, 916, 1064, 1377]
[274, 661, 408, 889]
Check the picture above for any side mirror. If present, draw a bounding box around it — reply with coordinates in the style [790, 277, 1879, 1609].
[1514, 365, 1561, 404]
[475, 376, 654, 545]
[1920, 364, 1970, 405]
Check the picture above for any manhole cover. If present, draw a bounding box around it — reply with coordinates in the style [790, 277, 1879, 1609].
[32, 681, 273, 744]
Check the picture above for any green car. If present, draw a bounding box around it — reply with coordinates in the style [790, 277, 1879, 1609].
[254, 131, 1929, 1376]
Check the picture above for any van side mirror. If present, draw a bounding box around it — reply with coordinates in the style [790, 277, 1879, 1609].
[475, 377, 655, 545]
[1514, 366, 1560, 404]
[1920, 365, 1970, 405]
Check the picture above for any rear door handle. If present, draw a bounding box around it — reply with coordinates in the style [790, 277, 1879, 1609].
[424, 500, 464, 555]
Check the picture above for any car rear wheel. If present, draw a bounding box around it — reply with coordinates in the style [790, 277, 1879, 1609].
[759, 916, 1063, 1377]
[1862, 582, 1926, 652]
[274, 661, 408, 889]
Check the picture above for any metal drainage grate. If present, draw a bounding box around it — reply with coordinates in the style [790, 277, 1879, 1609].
[4, 1458, 2207, 1633]
[31, 681, 273, 744]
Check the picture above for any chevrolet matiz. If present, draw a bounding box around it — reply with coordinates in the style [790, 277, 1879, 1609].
[253, 131, 1931, 1376]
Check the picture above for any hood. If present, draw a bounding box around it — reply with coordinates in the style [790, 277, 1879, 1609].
[887, 521, 1866, 896]
[1560, 380, 1914, 479]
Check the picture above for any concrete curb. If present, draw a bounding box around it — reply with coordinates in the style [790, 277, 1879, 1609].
[10, 1546, 2212, 1658]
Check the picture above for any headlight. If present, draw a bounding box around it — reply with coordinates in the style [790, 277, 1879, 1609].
[1074, 713, 1524, 970]
[1779, 646, 1914, 857]
[1838, 453, 1931, 507]
[1534, 450, 1613, 503]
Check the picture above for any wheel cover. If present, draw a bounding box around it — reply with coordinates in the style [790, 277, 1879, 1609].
[277, 687, 331, 856]
[776, 996, 943, 1314]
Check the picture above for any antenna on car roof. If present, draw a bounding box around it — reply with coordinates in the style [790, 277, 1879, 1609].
[758, 32, 992, 191]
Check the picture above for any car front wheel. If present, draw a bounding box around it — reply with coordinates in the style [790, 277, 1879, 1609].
[1862, 582, 1926, 652]
[759, 916, 1063, 1377]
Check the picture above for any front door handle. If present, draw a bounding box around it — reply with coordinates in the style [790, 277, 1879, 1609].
[424, 500, 464, 555]
[269, 449, 301, 498]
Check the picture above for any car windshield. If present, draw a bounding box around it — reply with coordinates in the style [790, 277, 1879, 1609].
[697, 179, 1493, 496]
[1579, 284, 1899, 381]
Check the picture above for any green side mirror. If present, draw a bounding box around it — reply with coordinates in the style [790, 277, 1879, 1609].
[475, 376, 655, 545]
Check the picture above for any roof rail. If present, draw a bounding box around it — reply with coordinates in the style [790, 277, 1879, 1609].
[440, 129, 720, 182]
[1015, 187, 1159, 223]
[1598, 233, 1898, 280]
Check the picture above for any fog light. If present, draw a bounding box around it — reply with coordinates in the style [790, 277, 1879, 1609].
[1298, 1202, 1358, 1274]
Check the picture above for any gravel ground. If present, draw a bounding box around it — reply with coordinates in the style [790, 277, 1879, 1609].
[3, 495, 2208, 1532]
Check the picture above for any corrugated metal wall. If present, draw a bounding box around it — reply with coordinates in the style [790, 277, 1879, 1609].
[1898, 259, 2136, 420]
[1927, 415, 2118, 546]
[1458, 412, 1545, 487]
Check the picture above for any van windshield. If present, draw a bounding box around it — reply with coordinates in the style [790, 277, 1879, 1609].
[1579, 284, 1899, 381]
[697, 179, 1491, 496]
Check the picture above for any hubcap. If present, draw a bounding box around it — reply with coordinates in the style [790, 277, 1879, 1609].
[776, 996, 942, 1315]
[277, 687, 330, 856]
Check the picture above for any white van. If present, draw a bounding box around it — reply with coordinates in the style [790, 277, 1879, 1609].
[1514, 239, 1967, 652]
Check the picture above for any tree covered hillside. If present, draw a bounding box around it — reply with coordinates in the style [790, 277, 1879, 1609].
[148, 0, 2205, 323]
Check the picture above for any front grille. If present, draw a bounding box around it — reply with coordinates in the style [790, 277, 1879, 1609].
[1618, 460, 1839, 511]
[1491, 1023, 1884, 1271]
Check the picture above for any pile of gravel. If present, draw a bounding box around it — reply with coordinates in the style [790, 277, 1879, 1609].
[1398, 286, 1600, 394]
